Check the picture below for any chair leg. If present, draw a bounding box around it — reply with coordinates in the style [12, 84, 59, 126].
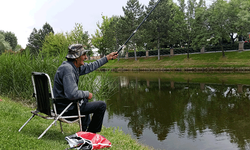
[38, 119, 58, 139]
[18, 114, 35, 132]
[60, 121, 64, 133]
[38, 102, 73, 139]
[77, 102, 82, 131]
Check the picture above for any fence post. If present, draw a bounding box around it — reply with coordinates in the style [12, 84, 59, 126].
[125, 52, 128, 59]
[200, 83, 205, 90]
[170, 48, 174, 56]
[146, 50, 149, 57]
[237, 84, 243, 93]
[200, 47, 205, 53]
[238, 41, 244, 51]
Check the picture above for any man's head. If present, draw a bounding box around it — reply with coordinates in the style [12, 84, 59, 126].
[66, 44, 89, 68]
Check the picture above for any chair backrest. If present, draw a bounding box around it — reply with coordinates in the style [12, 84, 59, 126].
[32, 72, 53, 116]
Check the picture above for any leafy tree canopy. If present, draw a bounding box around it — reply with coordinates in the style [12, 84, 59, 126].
[4, 31, 17, 50]
[41, 32, 70, 57]
[92, 16, 117, 57]
[66, 23, 93, 56]
[27, 22, 54, 55]
[0, 33, 11, 54]
[0, 30, 17, 50]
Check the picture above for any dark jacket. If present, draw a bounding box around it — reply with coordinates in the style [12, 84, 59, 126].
[53, 57, 108, 111]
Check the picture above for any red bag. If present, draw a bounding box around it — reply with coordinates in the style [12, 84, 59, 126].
[65, 131, 111, 150]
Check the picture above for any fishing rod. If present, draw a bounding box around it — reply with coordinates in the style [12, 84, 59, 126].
[117, 0, 162, 54]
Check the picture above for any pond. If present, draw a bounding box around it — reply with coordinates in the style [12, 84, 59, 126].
[101, 72, 250, 150]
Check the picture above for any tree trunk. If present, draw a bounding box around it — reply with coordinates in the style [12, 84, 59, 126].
[134, 45, 137, 61]
[230, 33, 235, 44]
[187, 37, 190, 59]
[222, 46, 225, 57]
[220, 39, 225, 57]
[158, 37, 160, 60]
[116, 38, 119, 61]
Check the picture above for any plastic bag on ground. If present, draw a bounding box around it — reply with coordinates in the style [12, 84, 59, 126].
[65, 131, 111, 150]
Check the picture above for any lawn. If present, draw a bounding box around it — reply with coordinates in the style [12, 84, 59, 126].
[0, 96, 153, 150]
[99, 50, 250, 69]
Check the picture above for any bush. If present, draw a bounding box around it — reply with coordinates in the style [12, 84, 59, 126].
[41, 32, 70, 57]
[244, 42, 250, 49]
[148, 49, 170, 56]
[205, 43, 239, 52]
[128, 51, 146, 57]
[223, 43, 238, 50]
[0, 41, 5, 55]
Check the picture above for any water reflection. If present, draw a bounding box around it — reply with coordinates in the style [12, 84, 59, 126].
[104, 73, 250, 150]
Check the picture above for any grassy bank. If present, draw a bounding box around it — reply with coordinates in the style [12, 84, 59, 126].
[100, 50, 250, 69]
[0, 51, 153, 149]
[0, 96, 153, 150]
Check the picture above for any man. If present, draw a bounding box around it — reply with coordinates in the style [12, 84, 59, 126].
[53, 44, 118, 133]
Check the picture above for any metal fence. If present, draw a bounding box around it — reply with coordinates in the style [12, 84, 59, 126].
[123, 42, 250, 58]
[101, 42, 250, 60]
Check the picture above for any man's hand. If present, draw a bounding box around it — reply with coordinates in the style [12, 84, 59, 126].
[106, 52, 118, 60]
[88, 92, 93, 100]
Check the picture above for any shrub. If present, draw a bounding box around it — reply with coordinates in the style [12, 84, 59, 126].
[244, 42, 250, 49]
[41, 32, 70, 57]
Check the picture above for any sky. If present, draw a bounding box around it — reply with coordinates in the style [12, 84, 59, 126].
[0, 0, 213, 48]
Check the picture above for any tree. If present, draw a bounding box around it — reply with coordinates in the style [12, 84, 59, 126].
[67, 23, 85, 44]
[0, 33, 11, 54]
[26, 28, 40, 55]
[175, 0, 187, 48]
[227, 0, 240, 43]
[144, 0, 176, 60]
[67, 23, 93, 58]
[91, 30, 105, 57]
[39, 22, 54, 44]
[100, 16, 116, 55]
[235, 0, 250, 41]
[0, 30, 17, 51]
[41, 32, 70, 57]
[0, 30, 4, 35]
[27, 22, 54, 55]
[14, 44, 22, 51]
[120, 0, 144, 61]
[207, 0, 230, 57]
[2, 31, 17, 50]
[0, 42, 5, 55]
[143, 0, 158, 50]
[184, 0, 197, 58]
[168, 1, 185, 49]
[92, 16, 116, 57]
[191, 0, 209, 50]
[109, 16, 123, 60]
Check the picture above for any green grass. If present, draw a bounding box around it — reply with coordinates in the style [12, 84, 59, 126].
[0, 96, 153, 150]
[100, 50, 250, 69]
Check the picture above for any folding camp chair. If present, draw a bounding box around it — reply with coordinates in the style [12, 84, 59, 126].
[18, 72, 85, 139]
